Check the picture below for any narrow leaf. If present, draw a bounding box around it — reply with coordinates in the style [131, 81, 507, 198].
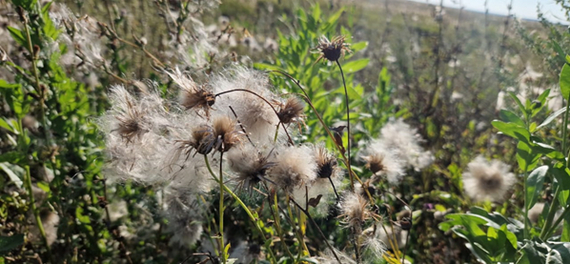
[538, 108, 566, 130]
[526, 166, 548, 210]
[560, 63, 570, 100]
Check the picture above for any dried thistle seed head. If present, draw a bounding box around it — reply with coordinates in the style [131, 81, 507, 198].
[314, 145, 339, 179]
[269, 145, 317, 194]
[315, 35, 351, 63]
[181, 85, 216, 111]
[188, 125, 216, 155]
[360, 140, 404, 185]
[462, 156, 515, 202]
[110, 86, 150, 143]
[212, 116, 242, 152]
[167, 68, 215, 114]
[228, 146, 276, 191]
[363, 153, 385, 175]
[276, 96, 305, 124]
[339, 192, 371, 233]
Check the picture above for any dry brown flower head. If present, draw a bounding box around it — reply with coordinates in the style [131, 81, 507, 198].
[363, 154, 385, 175]
[181, 84, 216, 114]
[315, 145, 338, 179]
[234, 154, 276, 191]
[114, 99, 148, 143]
[212, 116, 242, 153]
[276, 97, 305, 124]
[315, 35, 351, 63]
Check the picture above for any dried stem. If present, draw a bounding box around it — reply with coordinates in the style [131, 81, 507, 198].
[289, 198, 342, 264]
[334, 60, 354, 191]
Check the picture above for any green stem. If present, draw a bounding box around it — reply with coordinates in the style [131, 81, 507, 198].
[24, 166, 54, 263]
[335, 60, 354, 191]
[22, 10, 51, 145]
[218, 152, 226, 264]
[203, 155, 277, 263]
[540, 93, 570, 239]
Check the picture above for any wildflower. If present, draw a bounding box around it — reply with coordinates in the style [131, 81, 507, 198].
[167, 68, 216, 114]
[227, 144, 275, 191]
[301, 145, 343, 216]
[212, 67, 282, 144]
[361, 140, 404, 184]
[108, 85, 150, 143]
[177, 125, 216, 156]
[339, 192, 372, 234]
[314, 144, 340, 179]
[378, 118, 434, 170]
[315, 35, 351, 63]
[268, 145, 317, 194]
[462, 156, 515, 202]
[213, 115, 242, 152]
[276, 96, 305, 125]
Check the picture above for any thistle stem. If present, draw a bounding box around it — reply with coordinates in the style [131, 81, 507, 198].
[289, 198, 342, 264]
[335, 60, 354, 190]
[219, 151, 226, 264]
[203, 155, 277, 264]
[24, 166, 54, 263]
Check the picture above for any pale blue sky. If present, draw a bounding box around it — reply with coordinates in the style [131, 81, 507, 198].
[410, 0, 568, 23]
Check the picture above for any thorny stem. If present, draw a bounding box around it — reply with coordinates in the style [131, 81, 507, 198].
[219, 151, 226, 264]
[24, 166, 54, 264]
[203, 155, 277, 263]
[335, 60, 355, 191]
[215, 88, 295, 145]
[289, 198, 342, 264]
[102, 178, 134, 264]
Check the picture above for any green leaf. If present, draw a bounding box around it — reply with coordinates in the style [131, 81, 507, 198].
[351, 41, 368, 52]
[7, 27, 26, 48]
[340, 58, 369, 73]
[0, 118, 14, 133]
[492, 120, 530, 143]
[499, 109, 525, 127]
[517, 141, 541, 171]
[537, 108, 566, 130]
[526, 166, 548, 211]
[560, 63, 570, 100]
[552, 163, 570, 190]
[0, 162, 22, 188]
[508, 91, 527, 120]
[11, 0, 37, 10]
[0, 234, 24, 253]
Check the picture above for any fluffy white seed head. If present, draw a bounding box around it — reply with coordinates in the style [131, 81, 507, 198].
[462, 156, 516, 202]
[379, 118, 434, 170]
[361, 139, 404, 184]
